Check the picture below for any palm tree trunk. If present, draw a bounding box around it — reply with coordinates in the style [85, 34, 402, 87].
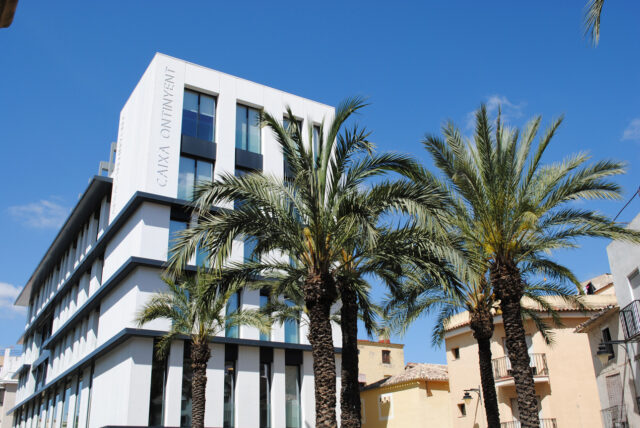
[470, 310, 500, 428]
[191, 340, 211, 428]
[339, 283, 361, 428]
[491, 259, 539, 428]
[304, 272, 338, 428]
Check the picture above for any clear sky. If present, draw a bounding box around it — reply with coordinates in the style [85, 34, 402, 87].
[1, 1, 639, 364]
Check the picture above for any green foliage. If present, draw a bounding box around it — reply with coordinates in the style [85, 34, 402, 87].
[136, 271, 270, 357]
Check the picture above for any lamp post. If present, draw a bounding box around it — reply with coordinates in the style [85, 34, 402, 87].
[462, 386, 482, 407]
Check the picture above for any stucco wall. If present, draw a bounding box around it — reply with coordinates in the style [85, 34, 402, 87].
[361, 380, 452, 428]
[358, 341, 405, 385]
[446, 315, 604, 427]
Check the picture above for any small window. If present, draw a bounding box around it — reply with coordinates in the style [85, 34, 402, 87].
[236, 104, 261, 154]
[381, 350, 391, 364]
[602, 327, 615, 360]
[452, 347, 460, 360]
[182, 90, 216, 142]
[458, 403, 466, 417]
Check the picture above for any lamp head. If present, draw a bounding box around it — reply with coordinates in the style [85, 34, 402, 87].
[462, 391, 473, 406]
[597, 343, 611, 365]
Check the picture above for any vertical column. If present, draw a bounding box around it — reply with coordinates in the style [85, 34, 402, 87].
[205, 343, 225, 428]
[301, 351, 315, 427]
[236, 346, 259, 428]
[164, 340, 184, 427]
[272, 349, 286, 428]
[241, 288, 260, 340]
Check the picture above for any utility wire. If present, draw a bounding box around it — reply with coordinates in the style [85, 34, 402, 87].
[614, 186, 640, 222]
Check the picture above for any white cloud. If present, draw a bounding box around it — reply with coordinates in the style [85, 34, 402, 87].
[8, 198, 70, 229]
[0, 282, 26, 319]
[622, 118, 640, 142]
[466, 94, 526, 130]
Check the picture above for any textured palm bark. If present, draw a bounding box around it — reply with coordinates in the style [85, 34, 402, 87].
[191, 341, 211, 428]
[304, 272, 338, 428]
[491, 259, 539, 428]
[470, 309, 500, 428]
[339, 283, 361, 428]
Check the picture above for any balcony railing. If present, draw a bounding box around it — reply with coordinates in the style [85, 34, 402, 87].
[492, 353, 549, 380]
[500, 418, 557, 428]
[601, 404, 628, 428]
[620, 300, 640, 341]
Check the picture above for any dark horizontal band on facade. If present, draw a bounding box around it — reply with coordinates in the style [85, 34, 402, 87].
[10, 325, 341, 415]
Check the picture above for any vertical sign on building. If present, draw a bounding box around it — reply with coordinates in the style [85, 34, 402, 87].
[148, 56, 184, 198]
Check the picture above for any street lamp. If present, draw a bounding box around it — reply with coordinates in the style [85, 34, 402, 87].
[597, 342, 613, 365]
[462, 386, 482, 406]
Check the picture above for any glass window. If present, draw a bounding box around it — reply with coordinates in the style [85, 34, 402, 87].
[244, 237, 258, 263]
[61, 380, 72, 428]
[285, 365, 301, 428]
[259, 291, 270, 342]
[226, 292, 241, 338]
[178, 157, 213, 201]
[284, 300, 299, 344]
[182, 90, 216, 142]
[223, 361, 236, 428]
[260, 363, 271, 428]
[84, 366, 93, 428]
[168, 220, 188, 260]
[182, 91, 199, 138]
[178, 157, 195, 200]
[50, 390, 59, 428]
[180, 341, 193, 428]
[236, 105, 261, 154]
[148, 339, 168, 426]
[312, 125, 321, 158]
[72, 375, 82, 428]
[382, 350, 391, 364]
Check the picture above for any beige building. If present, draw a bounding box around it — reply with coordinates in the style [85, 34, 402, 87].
[357, 340, 406, 386]
[361, 363, 452, 428]
[444, 294, 617, 428]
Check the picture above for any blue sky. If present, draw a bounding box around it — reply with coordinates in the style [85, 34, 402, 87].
[1, 1, 639, 364]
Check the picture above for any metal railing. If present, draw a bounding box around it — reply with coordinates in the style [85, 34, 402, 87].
[492, 353, 549, 380]
[500, 418, 557, 428]
[602, 404, 628, 428]
[620, 300, 640, 340]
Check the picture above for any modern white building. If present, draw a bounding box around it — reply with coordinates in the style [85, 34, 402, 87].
[1, 348, 21, 428]
[9, 53, 342, 428]
[602, 212, 640, 427]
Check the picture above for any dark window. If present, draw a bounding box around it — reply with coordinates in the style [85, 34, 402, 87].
[382, 350, 391, 364]
[236, 105, 261, 154]
[260, 290, 270, 341]
[182, 90, 216, 142]
[284, 299, 299, 344]
[285, 364, 301, 428]
[178, 156, 213, 201]
[223, 360, 236, 428]
[180, 341, 193, 427]
[61, 379, 73, 428]
[226, 292, 241, 338]
[73, 374, 83, 428]
[458, 403, 466, 417]
[260, 362, 271, 428]
[168, 219, 188, 260]
[452, 348, 460, 360]
[148, 339, 168, 426]
[602, 328, 615, 360]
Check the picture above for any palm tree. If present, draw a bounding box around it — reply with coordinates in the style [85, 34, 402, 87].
[136, 272, 269, 428]
[386, 266, 583, 428]
[422, 106, 640, 427]
[584, 0, 605, 46]
[167, 98, 433, 427]
[335, 220, 459, 428]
